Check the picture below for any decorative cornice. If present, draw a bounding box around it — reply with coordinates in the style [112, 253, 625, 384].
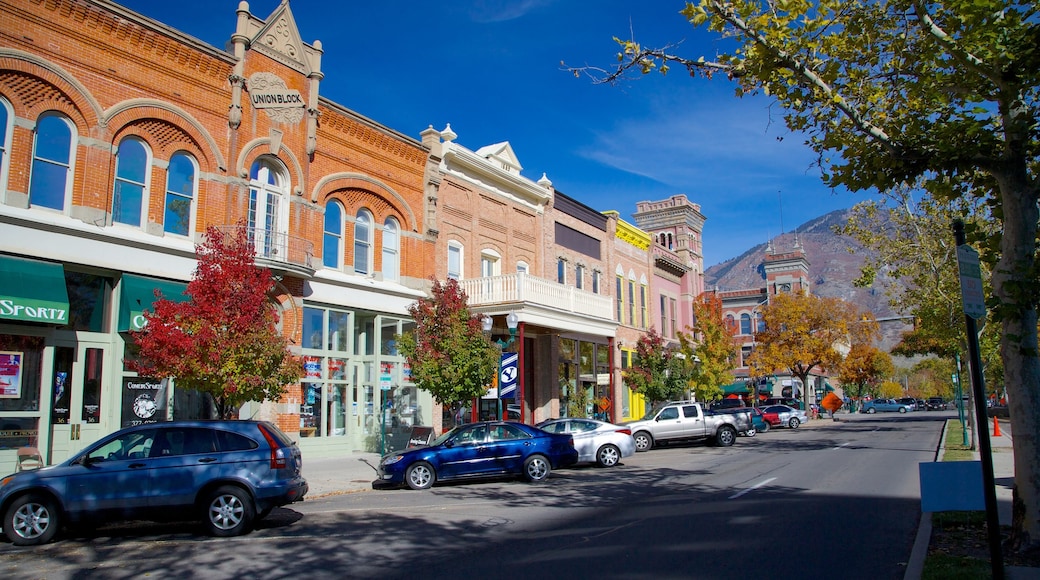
[615, 218, 651, 250]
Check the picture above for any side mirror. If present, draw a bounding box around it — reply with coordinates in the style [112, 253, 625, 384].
[444, 439, 455, 448]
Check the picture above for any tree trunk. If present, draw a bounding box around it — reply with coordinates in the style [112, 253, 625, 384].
[992, 169, 1040, 553]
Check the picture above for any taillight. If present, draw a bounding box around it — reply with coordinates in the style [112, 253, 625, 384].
[616, 428, 632, 436]
[258, 424, 288, 469]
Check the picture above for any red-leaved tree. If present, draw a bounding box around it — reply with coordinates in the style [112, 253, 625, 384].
[127, 226, 303, 419]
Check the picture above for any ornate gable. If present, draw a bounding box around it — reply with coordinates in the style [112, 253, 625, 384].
[245, 0, 316, 74]
[474, 142, 523, 176]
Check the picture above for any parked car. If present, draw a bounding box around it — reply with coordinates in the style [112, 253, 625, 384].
[373, 421, 578, 490]
[926, 397, 948, 411]
[624, 401, 744, 451]
[709, 398, 746, 411]
[537, 418, 635, 467]
[761, 405, 808, 429]
[898, 397, 921, 411]
[762, 397, 804, 409]
[713, 407, 769, 436]
[0, 420, 308, 546]
[862, 398, 913, 413]
[759, 407, 780, 427]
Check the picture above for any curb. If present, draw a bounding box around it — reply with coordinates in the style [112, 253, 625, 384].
[903, 418, 947, 580]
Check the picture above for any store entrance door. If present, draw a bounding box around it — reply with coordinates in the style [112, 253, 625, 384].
[48, 339, 109, 463]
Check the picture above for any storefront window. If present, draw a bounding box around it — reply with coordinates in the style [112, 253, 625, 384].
[0, 334, 43, 449]
[64, 272, 111, 332]
[300, 306, 354, 438]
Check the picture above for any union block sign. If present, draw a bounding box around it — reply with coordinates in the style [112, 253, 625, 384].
[499, 353, 519, 399]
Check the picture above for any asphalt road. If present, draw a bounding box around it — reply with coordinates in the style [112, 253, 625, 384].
[0, 412, 949, 580]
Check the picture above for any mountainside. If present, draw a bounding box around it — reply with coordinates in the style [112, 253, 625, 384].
[705, 209, 910, 350]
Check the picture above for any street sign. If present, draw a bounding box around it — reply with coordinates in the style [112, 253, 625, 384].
[499, 353, 518, 399]
[956, 244, 986, 320]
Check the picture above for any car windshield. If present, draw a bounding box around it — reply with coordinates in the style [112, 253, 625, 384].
[640, 403, 671, 421]
[428, 427, 459, 447]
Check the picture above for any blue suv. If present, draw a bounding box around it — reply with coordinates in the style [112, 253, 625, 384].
[0, 420, 308, 546]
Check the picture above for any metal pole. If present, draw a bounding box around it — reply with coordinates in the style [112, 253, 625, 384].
[954, 220, 1003, 580]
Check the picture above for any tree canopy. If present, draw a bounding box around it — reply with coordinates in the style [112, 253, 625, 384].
[626, 327, 692, 406]
[127, 226, 303, 419]
[682, 292, 738, 402]
[837, 343, 895, 403]
[395, 279, 499, 410]
[569, 0, 1040, 550]
[749, 292, 877, 404]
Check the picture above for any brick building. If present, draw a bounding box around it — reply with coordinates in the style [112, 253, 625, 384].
[0, 0, 436, 468]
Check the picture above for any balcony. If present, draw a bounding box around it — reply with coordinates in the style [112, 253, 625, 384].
[459, 273, 613, 320]
[214, 225, 315, 279]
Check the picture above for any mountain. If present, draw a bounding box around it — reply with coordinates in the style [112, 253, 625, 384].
[704, 209, 911, 351]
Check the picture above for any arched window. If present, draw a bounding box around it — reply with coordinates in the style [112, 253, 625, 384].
[447, 241, 463, 280]
[112, 137, 150, 226]
[323, 201, 344, 269]
[382, 217, 400, 281]
[756, 312, 766, 333]
[164, 152, 196, 236]
[353, 209, 373, 275]
[740, 313, 752, 335]
[248, 157, 289, 258]
[0, 98, 11, 194]
[516, 261, 529, 275]
[29, 113, 75, 211]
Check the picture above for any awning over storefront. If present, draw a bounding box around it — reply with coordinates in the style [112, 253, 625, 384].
[0, 255, 70, 324]
[722, 381, 750, 395]
[118, 274, 189, 332]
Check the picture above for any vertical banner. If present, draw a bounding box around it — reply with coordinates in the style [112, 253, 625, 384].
[499, 353, 519, 399]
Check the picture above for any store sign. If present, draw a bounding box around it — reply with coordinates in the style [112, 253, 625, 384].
[0, 299, 67, 324]
[250, 89, 304, 109]
[121, 378, 168, 427]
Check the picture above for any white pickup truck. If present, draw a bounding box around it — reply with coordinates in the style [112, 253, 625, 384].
[623, 400, 746, 451]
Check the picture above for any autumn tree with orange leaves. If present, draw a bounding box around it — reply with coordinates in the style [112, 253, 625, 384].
[127, 226, 303, 419]
[749, 292, 877, 407]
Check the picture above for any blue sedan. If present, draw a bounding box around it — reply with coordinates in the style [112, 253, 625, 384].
[373, 422, 578, 490]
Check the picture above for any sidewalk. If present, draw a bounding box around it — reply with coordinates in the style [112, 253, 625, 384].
[301, 451, 382, 498]
[906, 416, 1040, 580]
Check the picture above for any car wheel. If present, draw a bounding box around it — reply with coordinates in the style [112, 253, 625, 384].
[633, 431, 653, 452]
[899, 407, 908, 413]
[867, 408, 876, 414]
[715, 426, 737, 447]
[596, 444, 621, 467]
[205, 485, 255, 537]
[406, 462, 435, 490]
[760, 422, 770, 433]
[523, 455, 551, 482]
[744, 427, 757, 437]
[789, 418, 801, 429]
[3, 493, 61, 546]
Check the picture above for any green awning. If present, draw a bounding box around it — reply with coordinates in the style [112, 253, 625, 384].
[824, 382, 836, 392]
[118, 274, 189, 331]
[722, 381, 750, 395]
[0, 255, 70, 324]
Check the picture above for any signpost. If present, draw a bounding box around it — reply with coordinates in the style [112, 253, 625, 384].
[953, 219, 1003, 579]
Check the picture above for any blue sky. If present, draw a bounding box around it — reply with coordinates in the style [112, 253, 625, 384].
[116, 0, 871, 266]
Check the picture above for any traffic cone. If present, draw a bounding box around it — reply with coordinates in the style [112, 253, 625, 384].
[993, 416, 1002, 437]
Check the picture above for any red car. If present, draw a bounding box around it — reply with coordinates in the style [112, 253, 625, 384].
[760, 408, 781, 426]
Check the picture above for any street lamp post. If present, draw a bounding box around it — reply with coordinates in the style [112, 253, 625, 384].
[482, 312, 519, 421]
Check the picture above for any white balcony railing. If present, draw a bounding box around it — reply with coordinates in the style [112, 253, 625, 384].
[459, 273, 613, 319]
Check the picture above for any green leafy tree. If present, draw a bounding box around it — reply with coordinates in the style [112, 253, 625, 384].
[395, 279, 499, 415]
[905, 358, 958, 401]
[837, 343, 895, 404]
[838, 186, 1003, 384]
[626, 328, 691, 406]
[127, 226, 303, 419]
[750, 292, 877, 407]
[570, 1, 1040, 549]
[877, 380, 905, 400]
[682, 292, 738, 403]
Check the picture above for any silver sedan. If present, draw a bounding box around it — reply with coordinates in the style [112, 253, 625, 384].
[537, 418, 636, 467]
[762, 404, 809, 429]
